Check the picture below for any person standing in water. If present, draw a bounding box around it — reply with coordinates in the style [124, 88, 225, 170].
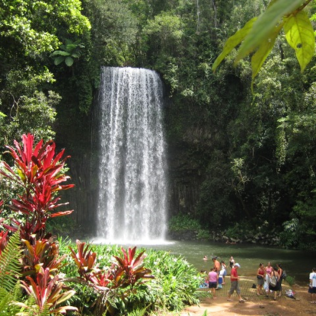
[227, 263, 245, 303]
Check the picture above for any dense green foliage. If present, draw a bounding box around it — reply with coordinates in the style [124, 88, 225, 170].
[0, 0, 90, 148]
[1, 0, 316, 250]
[58, 239, 201, 315]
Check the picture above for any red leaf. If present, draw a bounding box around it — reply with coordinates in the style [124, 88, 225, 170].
[50, 210, 74, 218]
[22, 134, 34, 166]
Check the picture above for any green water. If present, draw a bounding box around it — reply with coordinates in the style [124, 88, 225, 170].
[137, 240, 315, 285]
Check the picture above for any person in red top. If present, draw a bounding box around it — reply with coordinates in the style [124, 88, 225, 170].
[227, 263, 245, 303]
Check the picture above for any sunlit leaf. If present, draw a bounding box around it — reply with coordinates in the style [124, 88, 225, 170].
[251, 23, 283, 81]
[50, 210, 74, 218]
[236, 0, 305, 63]
[212, 17, 257, 72]
[284, 10, 315, 72]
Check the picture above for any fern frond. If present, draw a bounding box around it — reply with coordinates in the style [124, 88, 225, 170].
[0, 287, 12, 312]
[0, 282, 23, 316]
[0, 230, 22, 292]
[126, 305, 149, 316]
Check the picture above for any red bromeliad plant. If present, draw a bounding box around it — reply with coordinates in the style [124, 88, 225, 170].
[69, 240, 153, 290]
[113, 246, 153, 287]
[16, 266, 78, 315]
[69, 240, 114, 290]
[22, 238, 66, 277]
[0, 133, 74, 241]
[69, 240, 154, 315]
[69, 240, 98, 279]
[0, 134, 77, 313]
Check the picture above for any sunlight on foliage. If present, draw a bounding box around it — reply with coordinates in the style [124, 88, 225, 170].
[212, 0, 315, 83]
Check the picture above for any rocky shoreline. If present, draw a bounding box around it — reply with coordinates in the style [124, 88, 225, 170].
[168, 229, 280, 246]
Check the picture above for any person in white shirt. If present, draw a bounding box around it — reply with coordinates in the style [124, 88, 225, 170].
[309, 267, 316, 303]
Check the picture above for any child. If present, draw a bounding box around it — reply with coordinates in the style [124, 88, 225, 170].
[208, 267, 218, 298]
[217, 270, 224, 289]
[199, 270, 208, 288]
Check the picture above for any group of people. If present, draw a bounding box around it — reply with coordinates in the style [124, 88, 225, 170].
[256, 262, 285, 300]
[200, 257, 228, 294]
[202, 255, 316, 305]
[213, 256, 245, 302]
[202, 255, 286, 303]
[208, 257, 228, 297]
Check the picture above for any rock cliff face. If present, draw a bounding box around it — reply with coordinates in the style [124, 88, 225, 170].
[60, 103, 218, 237]
[166, 122, 215, 220]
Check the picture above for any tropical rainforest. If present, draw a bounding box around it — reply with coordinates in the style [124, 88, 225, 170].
[1, 0, 316, 251]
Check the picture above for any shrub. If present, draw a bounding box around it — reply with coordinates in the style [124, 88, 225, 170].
[144, 249, 200, 312]
[59, 241, 201, 315]
[196, 229, 211, 240]
[285, 275, 295, 286]
[169, 214, 201, 232]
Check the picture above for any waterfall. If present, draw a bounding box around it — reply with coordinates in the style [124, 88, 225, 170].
[96, 67, 167, 242]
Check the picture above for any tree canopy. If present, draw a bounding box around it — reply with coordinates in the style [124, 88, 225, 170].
[1, 0, 316, 249]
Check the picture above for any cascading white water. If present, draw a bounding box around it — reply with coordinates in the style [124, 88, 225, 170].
[96, 67, 167, 242]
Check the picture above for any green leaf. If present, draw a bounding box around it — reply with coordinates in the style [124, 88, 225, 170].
[251, 23, 283, 80]
[50, 50, 70, 57]
[236, 0, 305, 63]
[65, 57, 74, 67]
[65, 44, 78, 51]
[54, 56, 65, 65]
[283, 10, 315, 72]
[212, 17, 257, 72]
